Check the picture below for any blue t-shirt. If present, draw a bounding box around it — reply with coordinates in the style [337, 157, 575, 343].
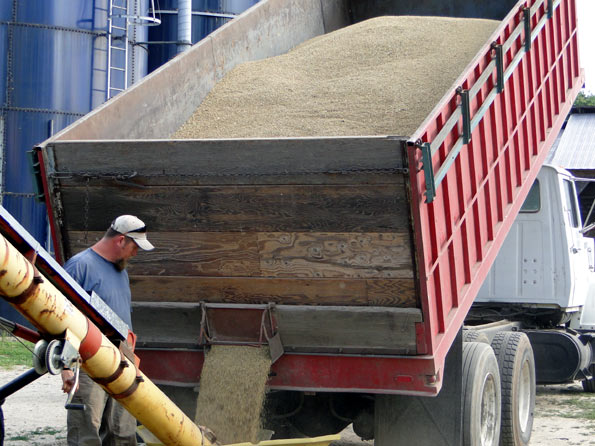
[64, 248, 133, 329]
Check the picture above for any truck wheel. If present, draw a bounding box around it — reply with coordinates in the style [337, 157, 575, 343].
[490, 332, 535, 446]
[582, 377, 595, 393]
[463, 342, 501, 446]
[463, 329, 490, 344]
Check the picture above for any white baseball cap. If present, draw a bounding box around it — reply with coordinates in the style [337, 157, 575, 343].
[110, 215, 155, 251]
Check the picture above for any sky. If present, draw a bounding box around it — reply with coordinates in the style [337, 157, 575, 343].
[577, 0, 594, 93]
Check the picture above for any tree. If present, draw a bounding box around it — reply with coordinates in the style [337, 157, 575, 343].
[574, 91, 595, 107]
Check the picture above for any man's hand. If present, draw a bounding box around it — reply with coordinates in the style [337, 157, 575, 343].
[61, 369, 77, 394]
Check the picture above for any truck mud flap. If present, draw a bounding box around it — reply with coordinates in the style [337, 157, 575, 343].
[374, 331, 463, 446]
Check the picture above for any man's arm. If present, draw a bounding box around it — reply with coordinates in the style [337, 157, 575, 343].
[61, 369, 77, 393]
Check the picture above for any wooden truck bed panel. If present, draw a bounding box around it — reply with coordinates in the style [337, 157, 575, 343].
[49, 137, 416, 309]
[58, 184, 408, 232]
[69, 231, 414, 279]
[125, 276, 416, 307]
[45, 138, 403, 186]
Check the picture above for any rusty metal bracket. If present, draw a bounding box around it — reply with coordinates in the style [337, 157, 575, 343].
[94, 360, 129, 386]
[260, 304, 284, 364]
[547, 0, 554, 19]
[492, 42, 505, 93]
[198, 303, 284, 363]
[417, 141, 436, 203]
[198, 301, 212, 346]
[22, 248, 39, 265]
[523, 7, 532, 52]
[112, 375, 145, 400]
[457, 87, 472, 145]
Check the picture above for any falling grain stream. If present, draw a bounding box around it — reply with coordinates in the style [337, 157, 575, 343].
[195, 346, 272, 444]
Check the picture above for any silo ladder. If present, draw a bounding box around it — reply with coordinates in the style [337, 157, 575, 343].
[107, 0, 129, 100]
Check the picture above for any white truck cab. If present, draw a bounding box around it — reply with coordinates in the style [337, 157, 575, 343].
[477, 165, 595, 328]
[472, 165, 595, 389]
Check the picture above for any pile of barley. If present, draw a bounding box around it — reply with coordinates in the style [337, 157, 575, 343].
[173, 16, 498, 139]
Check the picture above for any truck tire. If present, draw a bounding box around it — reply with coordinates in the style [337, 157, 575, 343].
[582, 377, 595, 393]
[490, 332, 535, 446]
[463, 329, 490, 344]
[463, 342, 501, 446]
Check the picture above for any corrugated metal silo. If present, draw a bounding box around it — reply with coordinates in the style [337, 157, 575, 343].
[0, 0, 150, 324]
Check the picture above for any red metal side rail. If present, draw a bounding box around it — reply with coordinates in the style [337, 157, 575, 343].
[408, 0, 583, 374]
[136, 0, 584, 397]
[137, 349, 442, 396]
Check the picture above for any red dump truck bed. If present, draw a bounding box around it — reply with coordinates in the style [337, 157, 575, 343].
[35, 0, 582, 400]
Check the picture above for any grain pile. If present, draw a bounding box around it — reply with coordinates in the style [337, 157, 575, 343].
[173, 16, 499, 139]
[194, 345, 272, 444]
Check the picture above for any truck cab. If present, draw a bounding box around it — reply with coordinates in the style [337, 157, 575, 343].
[473, 165, 595, 389]
[476, 165, 595, 327]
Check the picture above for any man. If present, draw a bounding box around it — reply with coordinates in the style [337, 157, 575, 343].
[60, 215, 154, 446]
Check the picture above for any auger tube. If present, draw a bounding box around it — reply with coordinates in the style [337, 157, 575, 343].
[0, 233, 215, 446]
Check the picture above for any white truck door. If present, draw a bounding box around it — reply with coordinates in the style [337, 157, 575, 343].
[561, 178, 592, 308]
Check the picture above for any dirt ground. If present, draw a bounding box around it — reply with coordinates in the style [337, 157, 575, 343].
[0, 366, 593, 445]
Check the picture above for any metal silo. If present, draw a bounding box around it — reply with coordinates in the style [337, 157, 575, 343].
[147, 0, 260, 72]
[0, 0, 151, 323]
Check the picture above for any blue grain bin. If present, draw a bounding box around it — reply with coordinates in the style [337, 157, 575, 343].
[147, 0, 260, 72]
[0, 0, 149, 325]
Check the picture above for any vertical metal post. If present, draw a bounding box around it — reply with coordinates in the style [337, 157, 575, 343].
[46, 119, 54, 253]
[177, 0, 192, 53]
[123, 0, 129, 91]
[547, 0, 554, 19]
[523, 7, 532, 52]
[420, 142, 436, 203]
[493, 43, 504, 93]
[458, 89, 471, 144]
[106, 0, 114, 100]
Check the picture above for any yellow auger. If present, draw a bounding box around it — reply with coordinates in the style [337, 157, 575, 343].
[0, 232, 216, 446]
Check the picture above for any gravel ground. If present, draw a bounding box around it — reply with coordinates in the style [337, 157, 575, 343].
[1, 366, 593, 445]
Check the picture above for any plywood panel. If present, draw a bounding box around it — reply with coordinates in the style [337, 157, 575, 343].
[69, 230, 414, 281]
[60, 184, 409, 232]
[258, 232, 413, 279]
[129, 276, 417, 307]
[68, 231, 261, 276]
[366, 279, 417, 306]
